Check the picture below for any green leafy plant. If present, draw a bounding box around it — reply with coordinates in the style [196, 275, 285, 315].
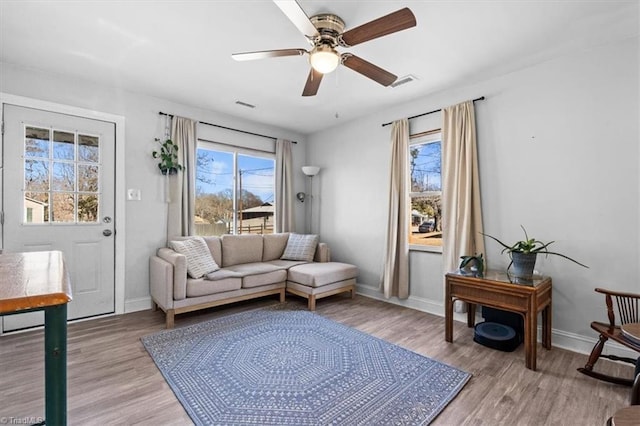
[152, 138, 183, 175]
[481, 225, 588, 268]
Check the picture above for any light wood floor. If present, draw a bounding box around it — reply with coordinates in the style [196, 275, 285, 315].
[0, 295, 634, 425]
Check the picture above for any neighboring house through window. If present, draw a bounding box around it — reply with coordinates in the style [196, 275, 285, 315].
[195, 141, 275, 236]
[409, 131, 442, 249]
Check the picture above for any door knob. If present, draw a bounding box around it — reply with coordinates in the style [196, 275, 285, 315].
[103, 229, 113, 237]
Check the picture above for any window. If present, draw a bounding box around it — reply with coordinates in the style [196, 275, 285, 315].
[195, 142, 275, 236]
[409, 132, 442, 248]
[23, 126, 100, 224]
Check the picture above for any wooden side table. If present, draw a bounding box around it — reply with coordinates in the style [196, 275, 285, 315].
[445, 269, 552, 371]
[0, 251, 72, 425]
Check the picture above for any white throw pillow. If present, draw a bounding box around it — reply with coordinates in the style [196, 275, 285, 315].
[169, 237, 220, 279]
[281, 233, 319, 262]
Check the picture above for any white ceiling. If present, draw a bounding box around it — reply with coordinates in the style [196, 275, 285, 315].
[1, 1, 637, 135]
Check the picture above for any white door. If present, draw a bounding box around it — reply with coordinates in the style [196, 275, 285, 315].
[2, 104, 115, 332]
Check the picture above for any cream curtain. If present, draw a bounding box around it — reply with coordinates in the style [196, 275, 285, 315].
[382, 119, 410, 299]
[442, 100, 485, 283]
[275, 139, 295, 232]
[167, 116, 197, 240]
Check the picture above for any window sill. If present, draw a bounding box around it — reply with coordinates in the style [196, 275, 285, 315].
[409, 244, 442, 254]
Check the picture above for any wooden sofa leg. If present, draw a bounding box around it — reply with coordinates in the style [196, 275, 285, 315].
[166, 310, 175, 329]
[351, 287, 356, 299]
[280, 289, 286, 303]
[151, 301, 158, 312]
[308, 295, 316, 311]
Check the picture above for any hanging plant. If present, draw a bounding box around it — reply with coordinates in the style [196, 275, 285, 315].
[152, 138, 183, 175]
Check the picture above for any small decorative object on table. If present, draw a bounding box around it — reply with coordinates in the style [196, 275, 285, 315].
[459, 253, 484, 276]
[481, 225, 588, 277]
[152, 138, 183, 175]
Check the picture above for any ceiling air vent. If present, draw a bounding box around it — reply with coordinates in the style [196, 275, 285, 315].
[235, 100, 256, 108]
[390, 74, 417, 88]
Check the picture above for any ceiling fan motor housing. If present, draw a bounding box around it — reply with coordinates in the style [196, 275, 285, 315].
[310, 14, 345, 47]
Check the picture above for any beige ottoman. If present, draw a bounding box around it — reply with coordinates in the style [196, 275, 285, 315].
[286, 262, 358, 310]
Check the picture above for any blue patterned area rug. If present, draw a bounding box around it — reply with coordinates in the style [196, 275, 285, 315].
[142, 309, 471, 425]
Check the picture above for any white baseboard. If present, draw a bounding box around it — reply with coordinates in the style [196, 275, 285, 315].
[124, 296, 152, 313]
[355, 284, 639, 360]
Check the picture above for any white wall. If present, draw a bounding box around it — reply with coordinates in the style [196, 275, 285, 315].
[0, 62, 308, 310]
[306, 37, 639, 354]
[2, 36, 637, 355]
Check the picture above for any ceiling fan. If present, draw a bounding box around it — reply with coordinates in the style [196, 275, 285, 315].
[232, 0, 417, 96]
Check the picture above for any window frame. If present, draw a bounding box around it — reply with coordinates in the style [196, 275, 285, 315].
[195, 140, 276, 236]
[409, 131, 443, 253]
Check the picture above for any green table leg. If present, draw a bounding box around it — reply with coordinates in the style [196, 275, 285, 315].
[44, 304, 67, 426]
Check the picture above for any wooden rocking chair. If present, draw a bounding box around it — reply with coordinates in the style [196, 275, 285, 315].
[578, 288, 640, 386]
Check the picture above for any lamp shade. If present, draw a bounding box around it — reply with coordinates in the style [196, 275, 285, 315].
[309, 46, 340, 74]
[302, 166, 320, 176]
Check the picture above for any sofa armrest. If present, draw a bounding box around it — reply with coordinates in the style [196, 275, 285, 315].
[149, 255, 174, 309]
[315, 243, 331, 263]
[156, 247, 188, 301]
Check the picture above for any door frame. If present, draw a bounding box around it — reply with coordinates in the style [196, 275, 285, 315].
[0, 92, 126, 316]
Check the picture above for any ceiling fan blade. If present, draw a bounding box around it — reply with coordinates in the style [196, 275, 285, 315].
[273, 0, 319, 38]
[302, 68, 323, 97]
[232, 48, 307, 61]
[341, 8, 416, 47]
[341, 54, 397, 86]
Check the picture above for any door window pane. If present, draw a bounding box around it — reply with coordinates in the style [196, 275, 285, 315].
[25, 127, 49, 158]
[78, 194, 98, 222]
[25, 160, 50, 191]
[52, 162, 74, 191]
[24, 192, 49, 223]
[78, 164, 99, 192]
[51, 192, 75, 223]
[53, 130, 75, 160]
[79, 134, 99, 163]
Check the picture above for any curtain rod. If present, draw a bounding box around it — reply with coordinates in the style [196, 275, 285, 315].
[381, 96, 485, 127]
[158, 111, 297, 144]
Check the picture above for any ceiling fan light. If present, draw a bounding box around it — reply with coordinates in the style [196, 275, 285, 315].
[309, 46, 340, 74]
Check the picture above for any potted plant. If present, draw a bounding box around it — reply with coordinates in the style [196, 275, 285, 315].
[152, 138, 183, 175]
[482, 226, 588, 277]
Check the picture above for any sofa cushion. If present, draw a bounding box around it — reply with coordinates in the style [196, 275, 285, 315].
[265, 259, 308, 269]
[263, 233, 290, 261]
[186, 276, 241, 297]
[221, 234, 264, 267]
[281, 233, 319, 262]
[206, 269, 243, 281]
[243, 270, 287, 288]
[169, 237, 220, 279]
[288, 262, 358, 288]
[202, 236, 223, 267]
[224, 262, 287, 288]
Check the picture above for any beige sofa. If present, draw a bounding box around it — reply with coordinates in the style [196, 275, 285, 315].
[149, 233, 357, 328]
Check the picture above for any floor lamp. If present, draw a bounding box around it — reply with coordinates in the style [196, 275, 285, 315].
[301, 166, 320, 234]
